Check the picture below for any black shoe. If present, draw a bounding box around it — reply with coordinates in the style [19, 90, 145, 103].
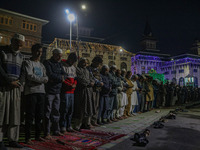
[102, 120, 108, 124]
[67, 127, 75, 132]
[0, 142, 7, 150]
[9, 141, 23, 148]
[97, 120, 104, 125]
[74, 128, 81, 132]
[81, 125, 91, 130]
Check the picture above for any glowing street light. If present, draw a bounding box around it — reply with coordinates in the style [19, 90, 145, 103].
[81, 5, 86, 10]
[120, 48, 123, 52]
[65, 9, 76, 51]
[67, 13, 75, 22]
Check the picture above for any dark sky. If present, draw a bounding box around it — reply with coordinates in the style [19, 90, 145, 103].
[2, 0, 200, 55]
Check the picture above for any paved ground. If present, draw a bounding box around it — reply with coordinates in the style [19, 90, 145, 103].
[6, 102, 200, 150]
[106, 105, 200, 150]
[6, 108, 171, 150]
[94, 109, 172, 135]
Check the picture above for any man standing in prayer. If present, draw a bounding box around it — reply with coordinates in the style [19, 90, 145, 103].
[87, 56, 103, 126]
[60, 53, 77, 133]
[108, 65, 121, 122]
[43, 48, 66, 139]
[74, 58, 94, 131]
[23, 44, 48, 144]
[0, 33, 25, 149]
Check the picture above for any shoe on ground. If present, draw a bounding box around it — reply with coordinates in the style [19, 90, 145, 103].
[74, 127, 81, 132]
[91, 123, 100, 127]
[111, 118, 118, 122]
[132, 113, 137, 116]
[9, 141, 23, 148]
[0, 142, 7, 150]
[102, 120, 108, 124]
[107, 119, 113, 123]
[61, 130, 68, 134]
[67, 127, 75, 132]
[122, 115, 128, 119]
[80, 124, 91, 130]
[45, 134, 53, 140]
[89, 124, 94, 128]
[35, 137, 46, 142]
[25, 139, 34, 145]
[97, 120, 104, 125]
[118, 117, 123, 120]
[97, 120, 104, 126]
[53, 132, 64, 136]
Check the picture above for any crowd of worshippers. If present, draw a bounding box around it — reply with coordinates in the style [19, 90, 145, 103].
[0, 34, 200, 149]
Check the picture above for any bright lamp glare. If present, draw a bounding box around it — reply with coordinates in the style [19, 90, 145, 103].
[120, 49, 123, 52]
[65, 9, 70, 14]
[67, 13, 75, 22]
[82, 5, 86, 9]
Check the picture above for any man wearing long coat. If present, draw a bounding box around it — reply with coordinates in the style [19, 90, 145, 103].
[74, 58, 95, 130]
[0, 34, 25, 148]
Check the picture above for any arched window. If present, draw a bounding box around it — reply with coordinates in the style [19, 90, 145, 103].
[108, 61, 115, 67]
[121, 62, 127, 71]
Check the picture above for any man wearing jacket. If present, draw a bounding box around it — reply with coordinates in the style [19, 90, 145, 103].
[23, 44, 48, 144]
[108, 65, 121, 122]
[98, 65, 111, 125]
[87, 56, 103, 126]
[0, 33, 25, 149]
[60, 53, 77, 133]
[43, 48, 66, 139]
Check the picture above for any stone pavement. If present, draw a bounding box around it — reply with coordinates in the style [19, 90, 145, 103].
[6, 108, 172, 150]
[95, 108, 172, 150]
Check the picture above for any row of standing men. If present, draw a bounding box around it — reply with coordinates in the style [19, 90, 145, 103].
[0, 34, 199, 150]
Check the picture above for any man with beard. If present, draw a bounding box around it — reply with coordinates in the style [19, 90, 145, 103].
[43, 48, 66, 139]
[108, 65, 121, 122]
[0, 33, 25, 149]
[74, 58, 94, 131]
[87, 56, 103, 126]
[98, 65, 112, 125]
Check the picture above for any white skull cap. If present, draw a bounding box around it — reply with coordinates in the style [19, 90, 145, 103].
[52, 48, 63, 54]
[13, 33, 25, 42]
[102, 64, 109, 69]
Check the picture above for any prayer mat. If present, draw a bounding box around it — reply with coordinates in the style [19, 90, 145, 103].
[20, 129, 126, 150]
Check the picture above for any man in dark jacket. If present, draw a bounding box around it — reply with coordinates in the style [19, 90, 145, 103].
[108, 65, 121, 122]
[87, 56, 103, 126]
[98, 65, 111, 125]
[43, 48, 66, 139]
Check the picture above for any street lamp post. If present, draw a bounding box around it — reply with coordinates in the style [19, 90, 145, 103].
[76, 15, 79, 60]
[66, 10, 75, 52]
[66, 5, 86, 57]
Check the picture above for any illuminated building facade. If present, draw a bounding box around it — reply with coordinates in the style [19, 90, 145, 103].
[47, 38, 134, 71]
[131, 21, 200, 87]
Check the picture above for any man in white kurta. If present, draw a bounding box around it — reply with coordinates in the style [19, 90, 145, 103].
[130, 75, 139, 115]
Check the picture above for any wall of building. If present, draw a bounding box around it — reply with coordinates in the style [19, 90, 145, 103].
[0, 8, 48, 53]
[46, 38, 134, 71]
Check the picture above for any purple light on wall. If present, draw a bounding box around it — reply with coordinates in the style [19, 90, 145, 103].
[133, 54, 161, 61]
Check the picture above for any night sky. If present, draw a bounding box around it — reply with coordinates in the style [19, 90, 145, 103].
[2, 0, 200, 55]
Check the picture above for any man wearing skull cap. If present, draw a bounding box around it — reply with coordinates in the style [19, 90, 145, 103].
[0, 33, 25, 148]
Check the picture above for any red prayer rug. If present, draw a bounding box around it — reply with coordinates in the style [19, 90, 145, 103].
[21, 129, 126, 150]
